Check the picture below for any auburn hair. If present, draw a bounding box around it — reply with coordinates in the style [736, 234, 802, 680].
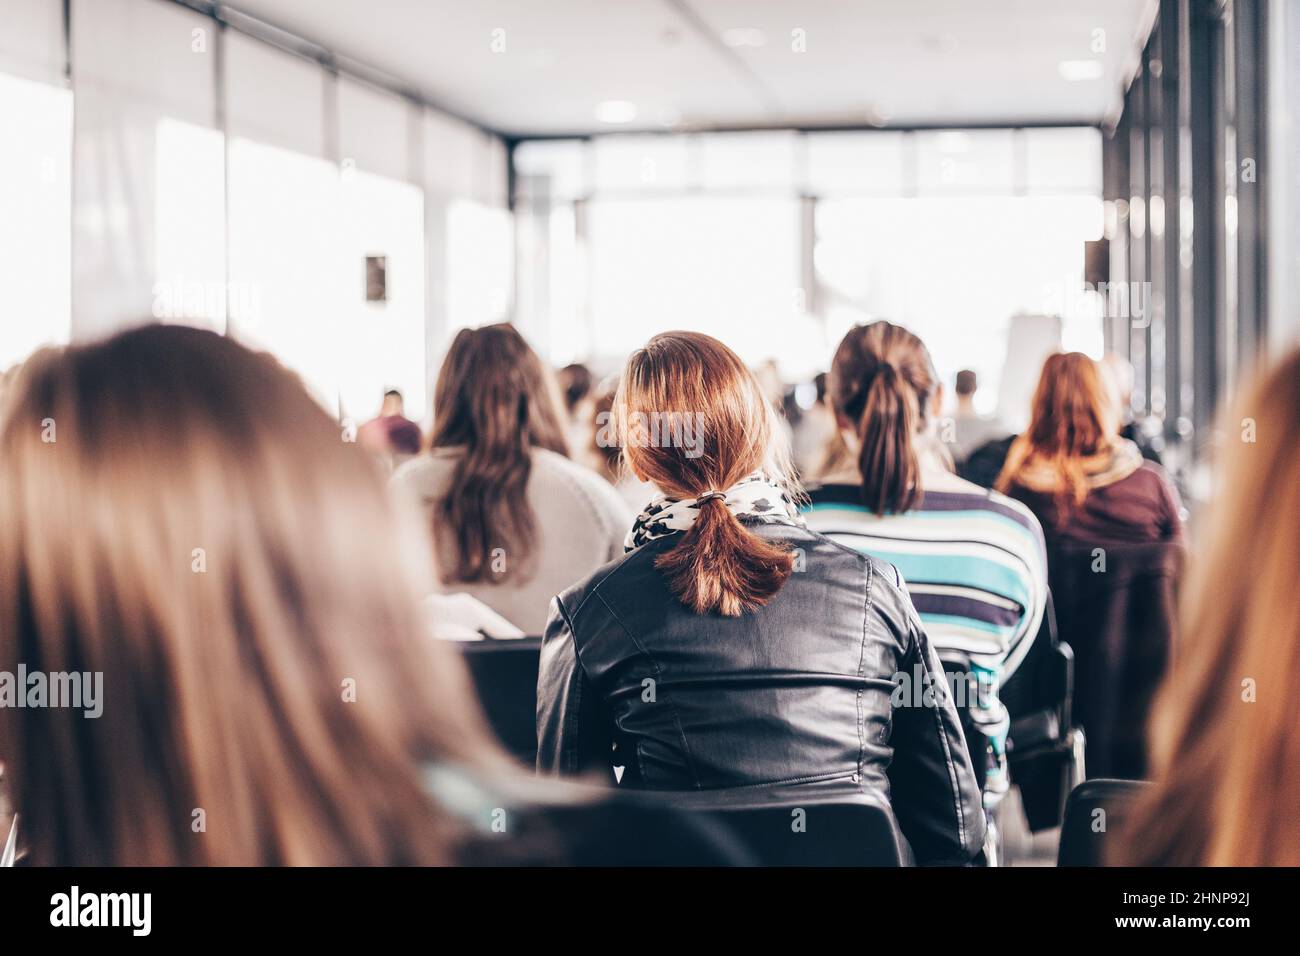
[615, 332, 798, 617]
[1119, 347, 1300, 865]
[0, 325, 509, 865]
[828, 321, 939, 515]
[427, 324, 569, 584]
[995, 351, 1119, 507]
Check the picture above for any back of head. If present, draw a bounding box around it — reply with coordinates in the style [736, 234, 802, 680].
[381, 388, 405, 417]
[955, 369, 977, 398]
[0, 325, 503, 865]
[616, 332, 797, 617]
[556, 363, 593, 416]
[1121, 348, 1300, 865]
[995, 351, 1118, 505]
[428, 323, 568, 584]
[827, 321, 938, 515]
[589, 380, 621, 481]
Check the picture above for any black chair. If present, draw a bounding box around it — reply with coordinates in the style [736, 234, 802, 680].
[700, 800, 904, 866]
[462, 793, 757, 866]
[666, 791, 906, 866]
[1057, 778, 1149, 866]
[1001, 592, 1087, 831]
[458, 638, 543, 765]
[940, 592, 1084, 834]
[1047, 540, 1184, 779]
[463, 786, 902, 866]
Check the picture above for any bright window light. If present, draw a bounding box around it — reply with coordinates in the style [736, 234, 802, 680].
[0, 72, 71, 371]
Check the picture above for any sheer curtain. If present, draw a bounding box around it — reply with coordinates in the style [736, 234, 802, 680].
[0, 0, 71, 370]
[71, 0, 223, 340]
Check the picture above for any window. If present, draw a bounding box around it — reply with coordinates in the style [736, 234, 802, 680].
[0, 71, 72, 370]
[586, 197, 816, 374]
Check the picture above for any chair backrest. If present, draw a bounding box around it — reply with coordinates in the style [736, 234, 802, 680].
[1047, 540, 1184, 779]
[942, 592, 1075, 801]
[699, 799, 905, 866]
[458, 638, 543, 765]
[652, 788, 906, 866]
[1057, 778, 1149, 866]
[1001, 590, 1068, 726]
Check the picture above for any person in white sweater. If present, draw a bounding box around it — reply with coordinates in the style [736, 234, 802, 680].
[393, 324, 630, 635]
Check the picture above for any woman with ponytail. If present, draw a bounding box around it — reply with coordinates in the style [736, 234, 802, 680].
[536, 332, 985, 865]
[805, 321, 1048, 816]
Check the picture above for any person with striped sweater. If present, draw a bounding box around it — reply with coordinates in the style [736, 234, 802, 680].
[804, 321, 1047, 811]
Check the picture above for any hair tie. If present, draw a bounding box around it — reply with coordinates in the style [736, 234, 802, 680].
[696, 490, 727, 505]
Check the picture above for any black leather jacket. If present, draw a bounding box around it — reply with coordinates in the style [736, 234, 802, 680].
[536, 521, 986, 865]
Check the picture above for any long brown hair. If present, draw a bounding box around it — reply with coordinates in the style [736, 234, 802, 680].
[0, 325, 508, 865]
[995, 351, 1119, 506]
[828, 321, 939, 515]
[615, 332, 798, 617]
[427, 324, 568, 584]
[1119, 348, 1300, 865]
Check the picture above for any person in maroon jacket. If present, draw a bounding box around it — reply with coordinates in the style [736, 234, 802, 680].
[996, 352, 1182, 545]
[996, 351, 1184, 778]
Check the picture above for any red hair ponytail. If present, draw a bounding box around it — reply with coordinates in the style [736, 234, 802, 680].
[616, 332, 799, 617]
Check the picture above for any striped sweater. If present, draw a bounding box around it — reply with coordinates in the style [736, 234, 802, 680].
[802, 484, 1048, 681]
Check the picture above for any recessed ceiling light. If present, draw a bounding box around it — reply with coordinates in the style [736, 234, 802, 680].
[595, 100, 638, 124]
[863, 103, 893, 127]
[722, 27, 766, 48]
[1059, 59, 1105, 81]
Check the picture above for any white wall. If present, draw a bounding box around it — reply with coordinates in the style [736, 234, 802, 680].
[0, 0, 512, 419]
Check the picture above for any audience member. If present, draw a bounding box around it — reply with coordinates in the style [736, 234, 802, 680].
[948, 369, 1010, 462]
[996, 352, 1182, 545]
[791, 371, 839, 480]
[392, 324, 628, 635]
[358, 388, 423, 470]
[804, 321, 1047, 808]
[1121, 347, 1300, 865]
[585, 378, 655, 515]
[1101, 353, 1165, 465]
[0, 326, 517, 864]
[556, 362, 595, 457]
[536, 331, 985, 865]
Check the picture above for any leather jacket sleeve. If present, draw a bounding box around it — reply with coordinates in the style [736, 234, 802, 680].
[879, 571, 988, 865]
[535, 597, 615, 777]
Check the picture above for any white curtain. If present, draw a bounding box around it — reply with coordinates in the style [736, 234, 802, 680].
[423, 106, 512, 381]
[0, 0, 71, 370]
[71, 0, 223, 340]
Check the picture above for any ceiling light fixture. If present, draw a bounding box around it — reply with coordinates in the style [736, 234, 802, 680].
[595, 100, 638, 124]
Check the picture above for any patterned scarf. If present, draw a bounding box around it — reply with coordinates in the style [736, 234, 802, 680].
[624, 472, 804, 552]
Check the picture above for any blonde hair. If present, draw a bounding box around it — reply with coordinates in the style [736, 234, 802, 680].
[1120, 347, 1300, 865]
[0, 325, 507, 865]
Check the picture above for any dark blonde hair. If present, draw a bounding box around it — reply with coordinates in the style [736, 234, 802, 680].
[0, 325, 507, 865]
[428, 323, 569, 584]
[828, 321, 940, 515]
[996, 352, 1119, 507]
[615, 332, 798, 617]
[1120, 348, 1300, 865]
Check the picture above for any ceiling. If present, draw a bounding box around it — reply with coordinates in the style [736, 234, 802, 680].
[227, 0, 1157, 137]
